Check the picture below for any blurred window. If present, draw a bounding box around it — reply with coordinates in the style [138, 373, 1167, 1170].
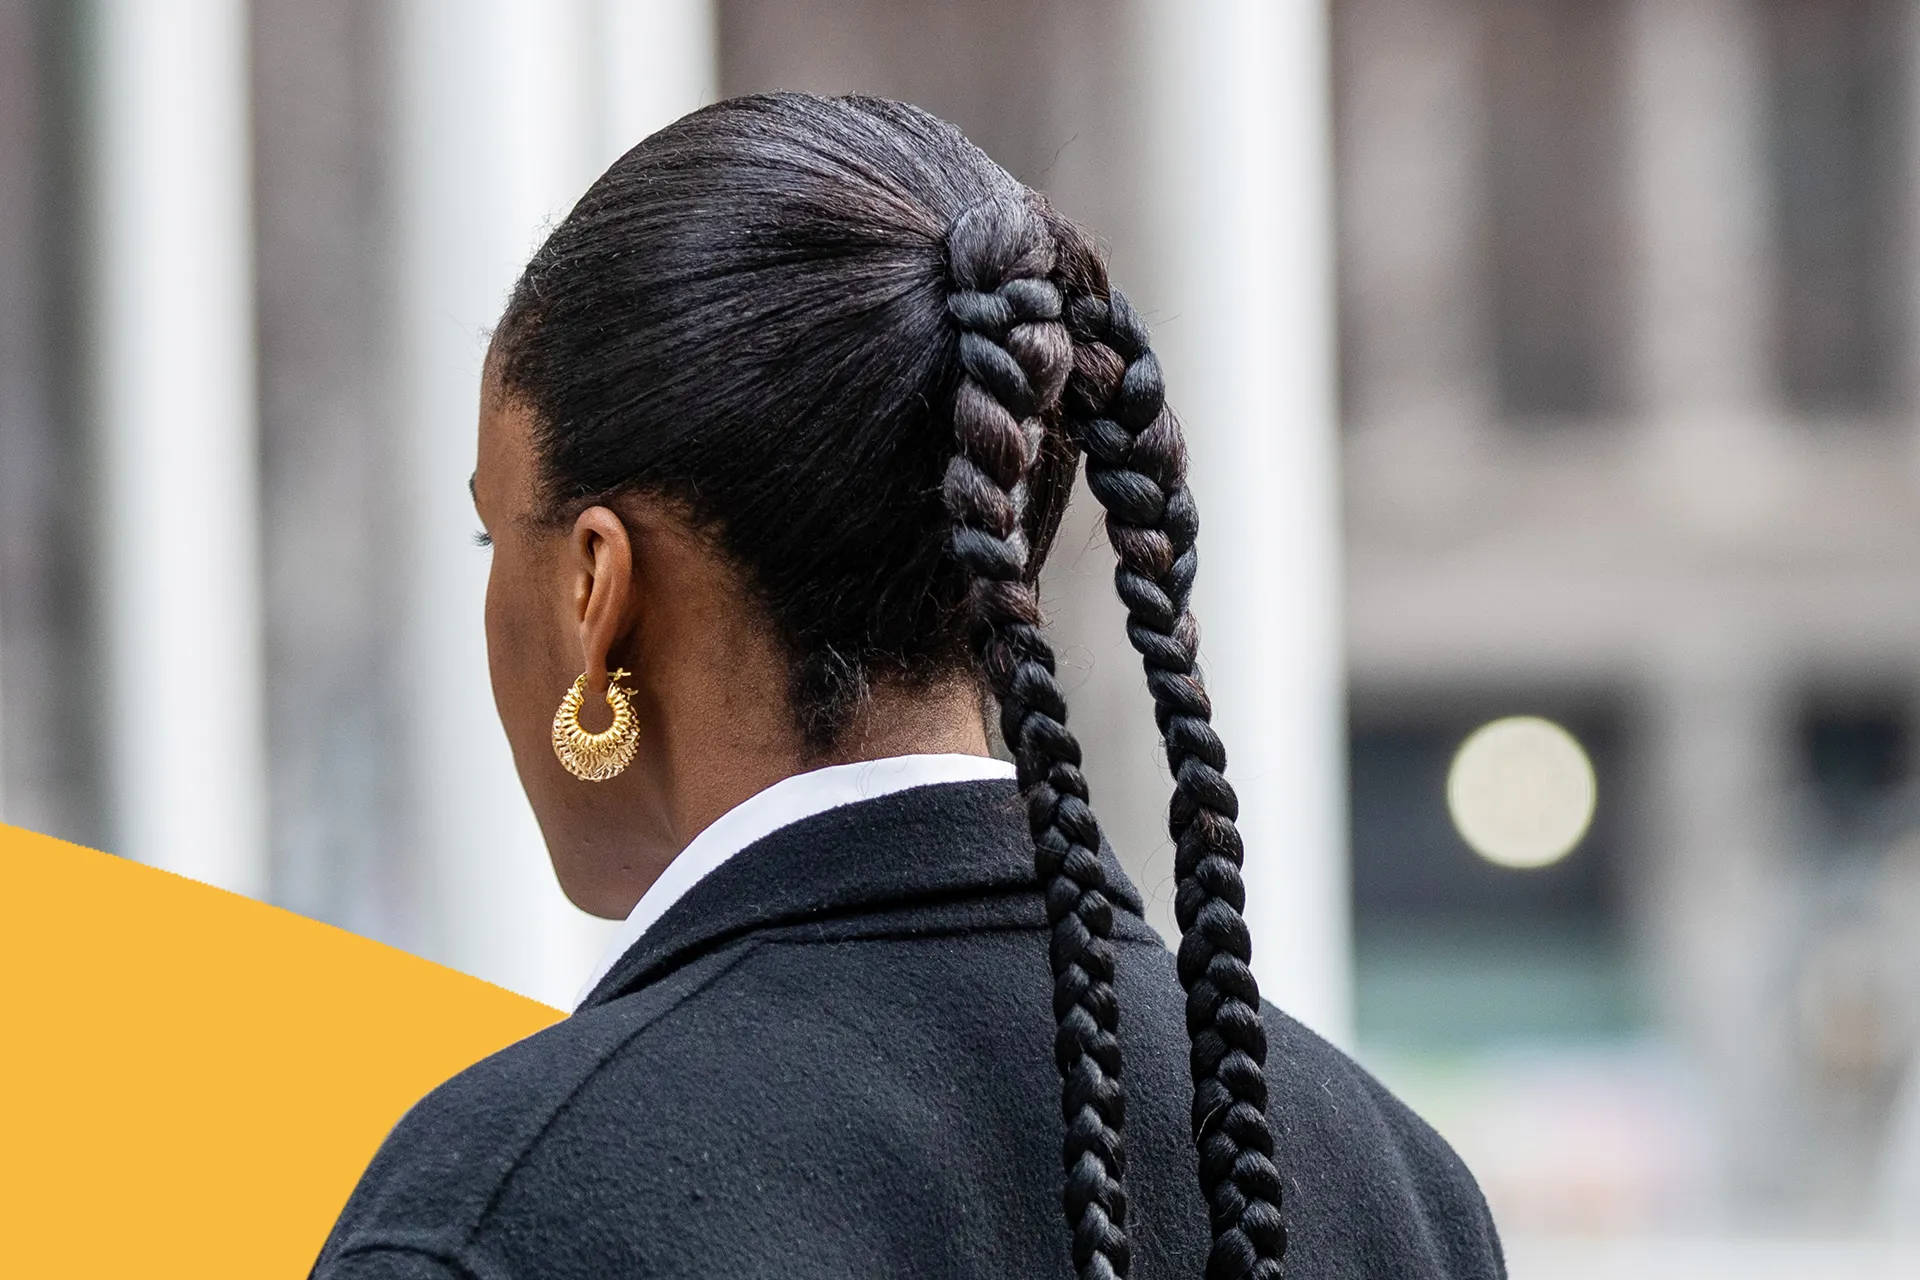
[1348, 701, 1640, 1049]
[1798, 696, 1914, 848]
[1763, 0, 1909, 416]
[1483, 0, 1629, 420]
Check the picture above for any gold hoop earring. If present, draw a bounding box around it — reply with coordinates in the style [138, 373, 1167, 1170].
[552, 668, 639, 781]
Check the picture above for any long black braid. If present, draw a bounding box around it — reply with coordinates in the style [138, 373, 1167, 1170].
[942, 194, 1131, 1280]
[1053, 225, 1289, 1279]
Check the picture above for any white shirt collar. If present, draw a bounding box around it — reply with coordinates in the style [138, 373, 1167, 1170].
[574, 752, 1017, 1008]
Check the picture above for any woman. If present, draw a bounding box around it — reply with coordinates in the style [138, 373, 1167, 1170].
[311, 93, 1503, 1279]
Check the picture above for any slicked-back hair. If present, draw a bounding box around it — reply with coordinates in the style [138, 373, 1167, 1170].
[491, 92, 1287, 1280]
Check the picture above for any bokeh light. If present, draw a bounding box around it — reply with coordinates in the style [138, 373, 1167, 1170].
[1446, 716, 1598, 870]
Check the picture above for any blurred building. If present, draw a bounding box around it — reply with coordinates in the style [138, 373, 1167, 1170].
[1335, 0, 1920, 1238]
[2, 0, 1917, 1267]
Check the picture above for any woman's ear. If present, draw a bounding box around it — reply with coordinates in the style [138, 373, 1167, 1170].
[569, 505, 636, 688]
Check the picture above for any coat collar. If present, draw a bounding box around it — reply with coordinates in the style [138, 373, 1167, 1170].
[576, 778, 1151, 1011]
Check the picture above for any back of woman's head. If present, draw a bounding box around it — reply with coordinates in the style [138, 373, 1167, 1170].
[492, 91, 1288, 1280]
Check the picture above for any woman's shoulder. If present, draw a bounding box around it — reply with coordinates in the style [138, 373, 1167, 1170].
[311, 944, 760, 1276]
[1256, 998, 1508, 1278]
[313, 933, 1506, 1279]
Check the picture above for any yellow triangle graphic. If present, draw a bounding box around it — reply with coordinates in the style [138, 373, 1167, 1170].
[0, 823, 563, 1276]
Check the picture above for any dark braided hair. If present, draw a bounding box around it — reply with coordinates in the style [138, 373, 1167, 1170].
[490, 92, 1285, 1278]
[1054, 231, 1289, 1277]
[942, 194, 1129, 1278]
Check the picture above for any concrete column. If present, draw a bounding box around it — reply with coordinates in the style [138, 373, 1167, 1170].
[1335, 0, 1496, 437]
[1637, 641, 1796, 1208]
[1622, 0, 1791, 540]
[1620, 0, 1802, 1202]
[1901, 0, 1920, 480]
[0, 0, 34, 826]
[1624, 0, 1772, 411]
[393, 0, 714, 1005]
[250, 0, 403, 936]
[89, 0, 267, 897]
[596, 0, 716, 162]
[1127, 0, 1350, 1041]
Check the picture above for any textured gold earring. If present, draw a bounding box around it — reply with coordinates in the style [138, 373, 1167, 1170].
[552, 668, 639, 781]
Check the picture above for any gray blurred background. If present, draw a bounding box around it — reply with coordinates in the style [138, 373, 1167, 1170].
[2, 1, 1917, 1273]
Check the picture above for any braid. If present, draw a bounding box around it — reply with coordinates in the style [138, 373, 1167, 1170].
[941, 194, 1132, 1280]
[1056, 254, 1290, 1278]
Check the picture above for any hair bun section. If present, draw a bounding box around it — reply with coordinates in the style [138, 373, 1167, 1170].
[945, 193, 1056, 293]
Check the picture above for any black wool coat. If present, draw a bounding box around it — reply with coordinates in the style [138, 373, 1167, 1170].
[311, 779, 1506, 1278]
